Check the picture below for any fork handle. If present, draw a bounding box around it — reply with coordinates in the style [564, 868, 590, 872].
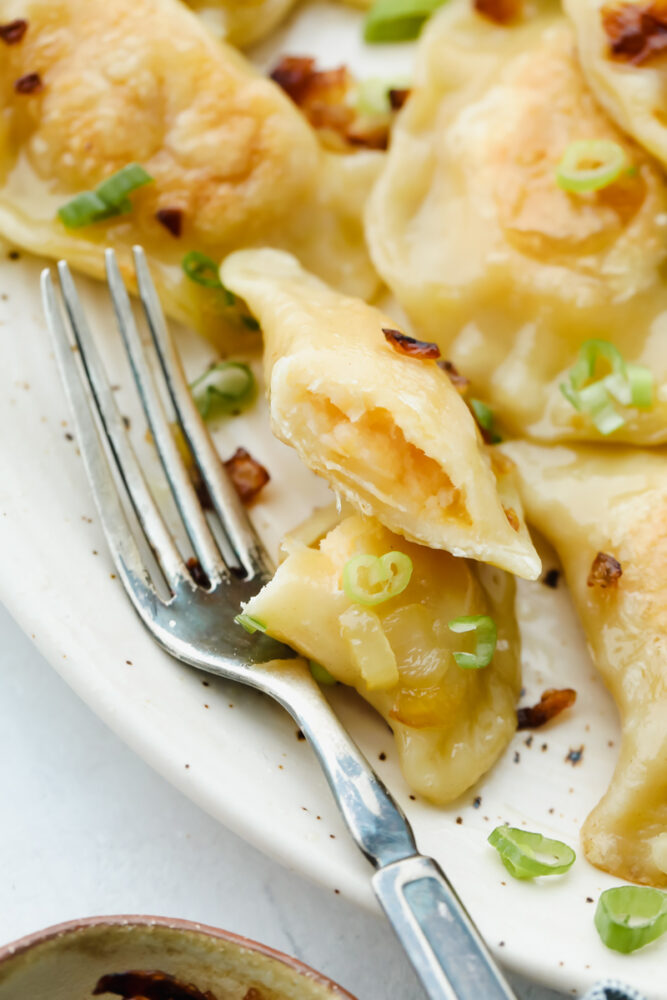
[275, 671, 517, 1000]
[373, 855, 517, 1000]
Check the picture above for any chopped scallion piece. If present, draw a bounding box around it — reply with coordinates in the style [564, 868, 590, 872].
[469, 398, 502, 444]
[182, 251, 224, 289]
[57, 191, 119, 229]
[556, 140, 630, 194]
[309, 660, 337, 685]
[448, 615, 497, 669]
[95, 163, 153, 207]
[364, 0, 447, 42]
[595, 886, 667, 953]
[57, 163, 154, 229]
[342, 551, 413, 606]
[559, 338, 654, 434]
[189, 362, 256, 420]
[234, 613, 266, 634]
[488, 825, 576, 880]
[241, 314, 261, 331]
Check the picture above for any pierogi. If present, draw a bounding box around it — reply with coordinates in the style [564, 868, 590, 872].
[244, 511, 522, 803]
[366, 0, 667, 444]
[221, 248, 541, 579]
[505, 441, 667, 887]
[0, 0, 380, 345]
[564, 0, 667, 172]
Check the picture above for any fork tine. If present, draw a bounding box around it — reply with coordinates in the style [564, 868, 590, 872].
[41, 269, 162, 617]
[56, 261, 188, 590]
[132, 246, 272, 582]
[104, 249, 228, 586]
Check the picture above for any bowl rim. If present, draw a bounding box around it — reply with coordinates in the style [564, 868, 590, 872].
[0, 914, 358, 999]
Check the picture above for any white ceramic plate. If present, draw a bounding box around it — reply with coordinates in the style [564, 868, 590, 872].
[1, 4, 662, 997]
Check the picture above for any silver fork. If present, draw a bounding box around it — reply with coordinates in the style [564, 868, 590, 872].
[41, 246, 518, 1000]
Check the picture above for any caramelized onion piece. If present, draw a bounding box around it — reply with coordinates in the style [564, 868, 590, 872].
[93, 970, 217, 1000]
[474, 0, 522, 24]
[270, 55, 391, 151]
[437, 359, 470, 393]
[14, 71, 43, 94]
[587, 551, 623, 588]
[383, 327, 441, 359]
[224, 447, 270, 503]
[517, 688, 577, 730]
[155, 207, 183, 237]
[602, 1, 667, 64]
[0, 19, 28, 44]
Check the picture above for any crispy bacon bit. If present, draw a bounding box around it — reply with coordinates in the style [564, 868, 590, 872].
[186, 556, 209, 589]
[503, 506, 520, 532]
[0, 19, 28, 44]
[474, 0, 522, 24]
[270, 55, 390, 151]
[242, 991, 264, 1000]
[437, 359, 470, 393]
[14, 72, 43, 94]
[383, 328, 441, 360]
[602, 1, 667, 64]
[587, 551, 623, 588]
[155, 207, 183, 237]
[517, 688, 577, 730]
[389, 88, 411, 110]
[93, 970, 217, 1000]
[224, 447, 270, 504]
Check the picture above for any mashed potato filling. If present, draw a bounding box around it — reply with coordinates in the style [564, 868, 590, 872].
[222, 248, 541, 579]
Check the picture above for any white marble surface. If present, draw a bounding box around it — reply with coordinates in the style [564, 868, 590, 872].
[0, 601, 562, 1000]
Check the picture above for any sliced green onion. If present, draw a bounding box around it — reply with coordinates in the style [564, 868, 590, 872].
[182, 251, 224, 289]
[556, 140, 630, 194]
[559, 339, 654, 434]
[57, 163, 153, 229]
[595, 886, 667, 954]
[57, 191, 119, 229]
[241, 314, 260, 331]
[342, 551, 413, 606]
[309, 660, 337, 685]
[488, 825, 576, 880]
[189, 362, 256, 420]
[448, 615, 497, 669]
[95, 163, 153, 207]
[469, 398, 502, 444]
[364, 0, 446, 43]
[234, 613, 266, 634]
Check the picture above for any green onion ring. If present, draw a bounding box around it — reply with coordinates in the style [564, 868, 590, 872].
[448, 615, 497, 669]
[189, 362, 256, 420]
[595, 886, 667, 953]
[182, 251, 224, 289]
[342, 551, 413, 606]
[488, 825, 576, 880]
[559, 338, 654, 434]
[556, 140, 630, 194]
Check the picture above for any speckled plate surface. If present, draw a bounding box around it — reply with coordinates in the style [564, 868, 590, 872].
[0, 4, 663, 998]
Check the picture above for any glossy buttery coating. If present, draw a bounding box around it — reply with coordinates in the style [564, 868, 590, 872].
[245, 511, 521, 803]
[221, 248, 541, 579]
[366, 0, 667, 444]
[0, 0, 380, 344]
[505, 441, 667, 887]
[564, 0, 667, 170]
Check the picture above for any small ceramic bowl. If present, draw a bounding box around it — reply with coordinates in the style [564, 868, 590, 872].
[0, 915, 357, 1000]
